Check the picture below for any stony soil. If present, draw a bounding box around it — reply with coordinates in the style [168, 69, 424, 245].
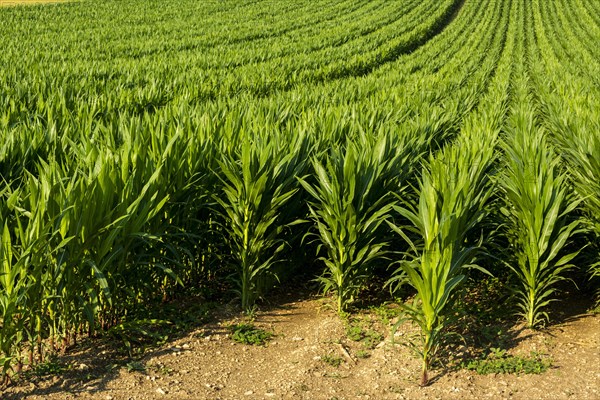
[2, 289, 599, 400]
[0, 0, 69, 6]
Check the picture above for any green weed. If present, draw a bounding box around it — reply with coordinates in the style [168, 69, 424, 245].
[229, 324, 273, 346]
[321, 354, 343, 367]
[464, 348, 552, 375]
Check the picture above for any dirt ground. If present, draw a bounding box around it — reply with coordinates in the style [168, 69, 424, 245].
[0, 0, 68, 6]
[2, 288, 599, 400]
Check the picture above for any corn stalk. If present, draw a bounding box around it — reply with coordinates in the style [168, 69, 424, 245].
[214, 134, 307, 311]
[300, 131, 418, 314]
[500, 85, 581, 328]
[391, 129, 496, 386]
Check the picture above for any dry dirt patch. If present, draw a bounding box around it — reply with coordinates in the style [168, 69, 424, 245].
[1, 292, 599, 400]
[0, 0, 69, 6]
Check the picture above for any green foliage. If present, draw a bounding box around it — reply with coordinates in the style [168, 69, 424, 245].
[125, 361, 146, 373]
[215, 135, 307, 311]
[321, 354, 343, 368]
[229, 324, 273, 346]
[345, 320, 383, 350]
[108, 319, 171, 358]
[390, 128, 497, 385]
[300, 131, 419, 314]
[0, 0, 596, 385]
[147, 363, 174, 376]
[0, 1, 498, 383]
[345, 323, 364, 342]
[355, 350, 370, 359]
[542, 81, 600, 307]
[362, 330, 383, 350]
[464, 348, 552, 375]
[500, 76, 580, 329]
[370, 304, 402, 326]
[32, 362, 70, 377]
[29, 355, 70, 377]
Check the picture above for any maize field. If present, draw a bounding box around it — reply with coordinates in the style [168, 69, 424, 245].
[0, 0, 599, 387]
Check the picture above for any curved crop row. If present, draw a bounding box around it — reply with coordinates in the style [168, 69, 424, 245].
[527, 0, 600, 309]
[1, 0, 598, 388]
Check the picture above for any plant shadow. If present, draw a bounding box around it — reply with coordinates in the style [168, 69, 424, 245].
[1, 279, 321, 399]
[431, 277, 598, 383]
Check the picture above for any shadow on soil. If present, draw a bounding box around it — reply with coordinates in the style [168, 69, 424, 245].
[1, 280, 321, 399]
[2, 277, 596, 398]
[2, 339, 127, 400]
[426, 280, 598, 384]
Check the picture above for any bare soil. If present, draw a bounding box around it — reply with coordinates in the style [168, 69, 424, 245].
[1, 290, 599, 400]
[0, 0, 69, 6]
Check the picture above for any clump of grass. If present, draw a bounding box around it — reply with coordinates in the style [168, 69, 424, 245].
[31, 358, 70, 376]
[362, 330, 383, 350]
[125, 361, 146, 373]
[229, 323, 273, 346]
[108, 319, 172, 357]
[321, 354, 343, 367]
[355, 350, 370, 359]
[147, 363, 174, 376]
[370, 303, 402, 326]
[464, 348, 551, 375]
[345, 320, 383, 349]
[345, 322, 364, 342]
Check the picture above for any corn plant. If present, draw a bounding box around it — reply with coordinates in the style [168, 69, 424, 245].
[500, 108, 580, 329]
[390, 130, 496, 386]
[59, 128, 177, 331]
[214, 134, 307, 311]
[300, 131, 417, 314]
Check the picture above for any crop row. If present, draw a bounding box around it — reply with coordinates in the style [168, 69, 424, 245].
[0, 0, 599, 386]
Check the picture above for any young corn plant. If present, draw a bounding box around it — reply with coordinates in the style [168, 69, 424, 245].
[214, 135, 307, 312]
[391, 130, 496, 386]
[500, 120, 581, 329]
[300, 132, 414, 314]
